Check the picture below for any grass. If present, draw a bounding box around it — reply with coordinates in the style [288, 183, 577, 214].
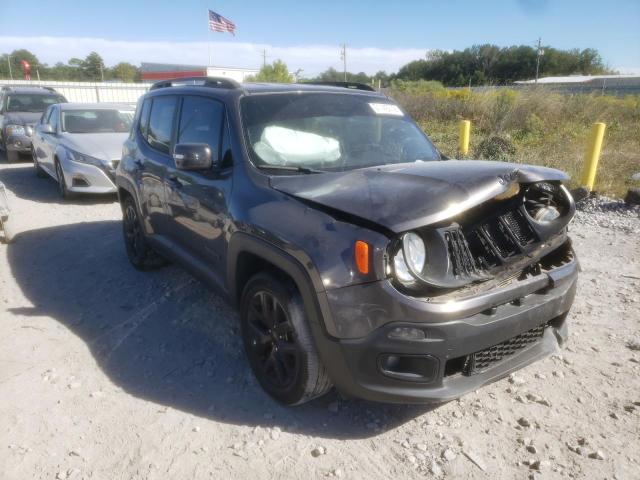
[389, 87, 640, 198]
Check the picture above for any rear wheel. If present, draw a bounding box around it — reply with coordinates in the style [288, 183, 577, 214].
[240, 273, 332, 405]
[32, 149, 46, 178]
[122, 195, 167, 270]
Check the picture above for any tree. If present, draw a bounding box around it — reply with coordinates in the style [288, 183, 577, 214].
[395, 44, 610, 86]
[246, 60, 292, 83]
[81, 52, 106, 81]
[110, 62, 140, 82]
[311, 67, 372, 84]
[0, 49, 42, 79]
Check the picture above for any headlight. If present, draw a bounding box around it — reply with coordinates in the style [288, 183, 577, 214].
[533, 206, 560, 223]
[67, 149, 104, 168]
[393, 232, 426, 284]
[5, 124, 26, 136]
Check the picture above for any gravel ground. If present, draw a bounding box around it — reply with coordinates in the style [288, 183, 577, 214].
[1, 160, 639, 480]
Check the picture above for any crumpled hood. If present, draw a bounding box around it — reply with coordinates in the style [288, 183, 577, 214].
[2, 112, 42, 126]
[270, 160, 569, 233]
[61, 133, 128, 161]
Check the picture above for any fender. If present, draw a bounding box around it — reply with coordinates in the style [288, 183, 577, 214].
[226, 231, 339, 336]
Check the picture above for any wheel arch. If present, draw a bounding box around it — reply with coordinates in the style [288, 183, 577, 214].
[227, 232, 335, 335]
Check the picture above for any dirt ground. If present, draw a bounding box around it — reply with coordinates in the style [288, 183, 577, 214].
[1, 159, 639, 480]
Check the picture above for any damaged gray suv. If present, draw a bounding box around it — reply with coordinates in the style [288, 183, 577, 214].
[116, 78, 578, 405]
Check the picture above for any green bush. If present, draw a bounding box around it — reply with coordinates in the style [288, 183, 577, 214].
[391, 87, 640, 197]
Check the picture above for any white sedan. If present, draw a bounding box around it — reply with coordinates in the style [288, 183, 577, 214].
[31, 103, 134, 198]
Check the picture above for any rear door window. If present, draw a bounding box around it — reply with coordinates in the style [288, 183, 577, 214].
[147, 96, 177, 154]
[138, 98, 151, 139]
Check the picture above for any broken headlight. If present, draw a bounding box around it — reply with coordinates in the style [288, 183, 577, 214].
[393, 232, 426, 285]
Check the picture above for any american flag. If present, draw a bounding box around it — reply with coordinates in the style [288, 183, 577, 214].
[208, 10, 236, 35]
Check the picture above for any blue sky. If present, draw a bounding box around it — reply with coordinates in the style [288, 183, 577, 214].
[1, 0, 639, 75]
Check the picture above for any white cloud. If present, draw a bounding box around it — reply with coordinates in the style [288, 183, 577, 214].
[0, 36, 427, 76]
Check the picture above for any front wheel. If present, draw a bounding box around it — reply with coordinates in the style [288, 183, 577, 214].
[32, 149, 46, 178]
[0, 218, 14, 244]
[6, 150, 19, 163]
[55, 160, 74, 199]
[240, 273, 333, 405]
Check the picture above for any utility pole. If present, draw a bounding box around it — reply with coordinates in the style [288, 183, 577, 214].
[262, 49, 267, 68]
[535, 37, 544, 84]
[340, 44, 347, 81]
[99, 63, 104, 82]
[7, 55, 13, 80]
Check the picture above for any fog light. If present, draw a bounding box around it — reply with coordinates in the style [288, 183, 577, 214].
[379, 354, 438, 382]
[387, 326, 426, 341]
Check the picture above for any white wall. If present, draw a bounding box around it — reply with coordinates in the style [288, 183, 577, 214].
[206, 67, 258, 82]
[0, 79, 149, 104]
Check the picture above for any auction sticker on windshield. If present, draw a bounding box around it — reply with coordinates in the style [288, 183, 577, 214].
[368, 103, 404, 116]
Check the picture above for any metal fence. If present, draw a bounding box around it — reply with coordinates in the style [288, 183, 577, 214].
[0, 79, 149, 104]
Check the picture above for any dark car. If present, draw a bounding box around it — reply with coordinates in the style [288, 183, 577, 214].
[115, 77, 578, 405]
[0, 86, 67, 162]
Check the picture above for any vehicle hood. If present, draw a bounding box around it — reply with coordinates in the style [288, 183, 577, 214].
[60, 133, 128, 161]
[2, 112, 42, 126]
[270, 160, 569, 233]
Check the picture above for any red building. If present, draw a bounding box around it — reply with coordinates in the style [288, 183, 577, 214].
[140, 62, 206, 82]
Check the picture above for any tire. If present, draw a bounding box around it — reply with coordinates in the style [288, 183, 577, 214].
[122, 195, 167, 270]
[1, 218, 14, 244]
[240, 272, 333, 405]
[32, 149, 46, 178]
[6, 150, 19, 163]
[55, 159, 74, 199]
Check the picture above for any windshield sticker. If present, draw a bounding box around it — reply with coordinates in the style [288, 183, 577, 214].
[368, 103, 404, 116]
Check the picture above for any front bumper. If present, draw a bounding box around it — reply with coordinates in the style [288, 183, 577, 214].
[60, 157, 117, 194]
[315, 254, 578, 404]
[6, 134, 32, 152]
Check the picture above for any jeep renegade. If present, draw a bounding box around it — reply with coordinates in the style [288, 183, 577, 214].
[116, 77, 578, 405]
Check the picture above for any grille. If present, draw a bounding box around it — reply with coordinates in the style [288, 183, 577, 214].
[461, 323, 546, 375]
[449, 206, 539, 276]
[500, 209, 536, 247]
[445, 228, 480, 277]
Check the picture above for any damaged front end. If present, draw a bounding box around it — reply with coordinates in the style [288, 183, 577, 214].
[388, 179, 576, 297]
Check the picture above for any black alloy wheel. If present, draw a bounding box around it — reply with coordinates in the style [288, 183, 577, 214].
[246, 290, 300, 390]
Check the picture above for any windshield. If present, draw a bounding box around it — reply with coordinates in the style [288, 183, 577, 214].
[241, 93, 440, 171]
[61, 109, 134, 134]
[6, 94, 65, 113]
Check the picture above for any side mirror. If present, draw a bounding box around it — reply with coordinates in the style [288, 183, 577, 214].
[173, 143, 214, 171]
[41, 124, 55, 134]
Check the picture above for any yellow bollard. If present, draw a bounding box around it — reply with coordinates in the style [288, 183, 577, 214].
[581, 122, 606, 191]
[459, 120, 471, 157]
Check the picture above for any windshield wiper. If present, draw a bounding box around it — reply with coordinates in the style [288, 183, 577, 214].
[256, 164, 325, 174]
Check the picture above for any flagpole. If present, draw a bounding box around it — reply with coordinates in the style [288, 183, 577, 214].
[206, 8, 212, 67]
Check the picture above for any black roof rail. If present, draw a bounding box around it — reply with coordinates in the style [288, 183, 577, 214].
[150, 76, 241, 91]
[1, 84, 57, 92]
[301, 81, 376, 92]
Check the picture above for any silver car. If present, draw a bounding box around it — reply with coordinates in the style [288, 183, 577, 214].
[31, 103, 134, 198]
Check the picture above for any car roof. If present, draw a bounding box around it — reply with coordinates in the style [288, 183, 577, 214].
[240, 82, 384, 96]
[3, 87, 63, 95]
[145, 78, 386, 100]
[59, 102, 135, 111]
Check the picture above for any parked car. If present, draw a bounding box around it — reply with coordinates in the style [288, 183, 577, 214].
[31, 103, 134, 198]
[116, 77, 578, 405]
[0, 86, 67, 162]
